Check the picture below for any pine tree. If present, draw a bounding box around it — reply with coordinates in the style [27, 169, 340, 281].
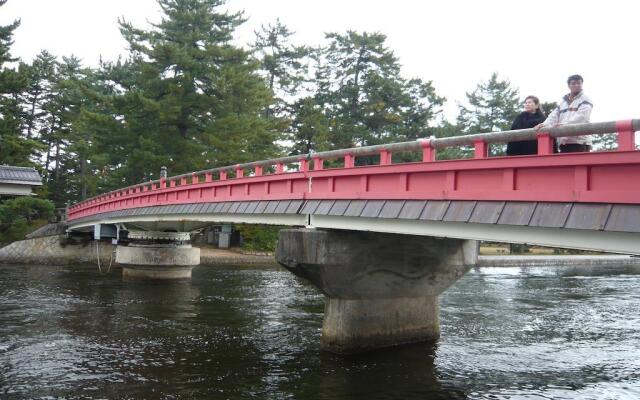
[457, 72, 520, 134]
[289, 97, 331, 155]
[311, 31, 444, 151]
[0, 2, 39, 166]
[252, 20, 310, 119]
[109, 0, 281, 181]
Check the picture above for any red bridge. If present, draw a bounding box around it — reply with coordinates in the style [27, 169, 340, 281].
[65, 119, 640, 353]
[67, 119, 640, 255]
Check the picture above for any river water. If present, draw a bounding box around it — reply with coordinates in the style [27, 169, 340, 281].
[1, 263, 640, 399]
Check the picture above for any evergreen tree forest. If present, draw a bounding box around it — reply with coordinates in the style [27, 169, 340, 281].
[1, 0, 568, 213]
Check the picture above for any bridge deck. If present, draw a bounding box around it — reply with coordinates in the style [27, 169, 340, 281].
[68, 199, 640, 234]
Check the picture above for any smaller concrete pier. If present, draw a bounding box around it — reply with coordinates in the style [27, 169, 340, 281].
[276, 228, 478, 354]
[116, 231, 200, 279]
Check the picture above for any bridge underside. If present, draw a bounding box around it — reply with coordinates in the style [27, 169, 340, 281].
[67, 199, 640, 255]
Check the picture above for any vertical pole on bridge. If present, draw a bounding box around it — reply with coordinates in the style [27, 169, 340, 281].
[299, 158, 309, 172]
[313, 157, 324, 171]
[616, 120, 636, 151]
[536, 132, 555, 155]
[474, 140, 488, 159]
[380, 149, 392, 165]
[421, 139, 436, 162]
[344, 153, 355, 168]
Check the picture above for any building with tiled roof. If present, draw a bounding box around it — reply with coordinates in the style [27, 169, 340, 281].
[0, 165, 43, 196]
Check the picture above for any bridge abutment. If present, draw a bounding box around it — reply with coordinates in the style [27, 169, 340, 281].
[116, 232, 200, 280]
[276, 229, 477, 354]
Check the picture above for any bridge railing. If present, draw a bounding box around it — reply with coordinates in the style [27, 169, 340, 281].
[67, 119, 639, 219]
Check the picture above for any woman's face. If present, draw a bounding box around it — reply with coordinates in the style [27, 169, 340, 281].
[524, 98, 538, 113]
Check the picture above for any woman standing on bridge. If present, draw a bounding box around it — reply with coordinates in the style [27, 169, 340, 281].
[506, 96, 548, 156]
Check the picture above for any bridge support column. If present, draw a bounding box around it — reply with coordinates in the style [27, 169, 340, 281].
[115, 231, 200, 280]
[276, 229, 478, 354]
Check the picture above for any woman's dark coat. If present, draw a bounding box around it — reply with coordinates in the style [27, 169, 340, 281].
[506, 111, 547, 156]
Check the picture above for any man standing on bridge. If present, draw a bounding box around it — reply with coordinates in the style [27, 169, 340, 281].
[535, 74, 594, 152]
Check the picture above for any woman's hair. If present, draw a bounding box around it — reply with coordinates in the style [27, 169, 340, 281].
[524, 95, 545, 117]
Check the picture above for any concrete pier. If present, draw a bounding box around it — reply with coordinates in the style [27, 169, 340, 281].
[116, 244, 200, 280]
[276, 228, 478, 353]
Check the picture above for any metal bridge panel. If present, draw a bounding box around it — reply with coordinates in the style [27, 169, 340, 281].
[264, 201, 280, 214]
[529, 203, 573, 228]
[420, 201, 450, 221]
[169, 204, 183, 214]
[274, 200, 291, 214]
[469, 201, 505, 224]
[315, 200, 336, 215]
[361, 200, 385, 218]
[328, 200, 350, 216]
[344, 200, 367, 217]
[379, 201, 405, 219]
[244, 201, 260, 214]
[605, 205, 640, 233]
[203, 203, 217, 213]
[285, 200, 304, 214]
[497, 202, 537, 226]
[397, 201, 427, 220]
[565, 204, 612, 230]
[254, 201, 269, 214]
[228, 202, 242, 214]
[443, 201, 477, 222]
[300, 200, 321, 214]
[236, 202, 250, 214]
[220, 202, 234, 213]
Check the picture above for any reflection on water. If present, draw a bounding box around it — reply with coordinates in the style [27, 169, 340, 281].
[1, 263, 640, 399]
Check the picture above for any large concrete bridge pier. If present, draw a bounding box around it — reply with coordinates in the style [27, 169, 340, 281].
[115, 231, 200, 280]
[276, 229, 478, 354]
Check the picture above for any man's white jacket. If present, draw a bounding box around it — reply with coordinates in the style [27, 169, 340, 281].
[542, 91, 593, 145]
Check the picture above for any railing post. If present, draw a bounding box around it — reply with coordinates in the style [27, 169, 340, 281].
[255, 166, 263, 176]
[160, 178, 166, 189]
[616, 120, 636, 151]
[180, 177, 187, 186]
[276, 163, 284, 174]
[235, 165, 244, 178]
[379, 149, 392, 165]
[474, 140, 488, 159]
[536, 132, 555, 155]
[299, 158, 309, 172]
[344, 153, 355, 168]
[220, 170, 227, 181]
[170, 179, 176, 188]
[313, 157, 324, 171]
[192, 172, 198, 184]
[421, 139, 436, 162]
[205, 172, 212, 183]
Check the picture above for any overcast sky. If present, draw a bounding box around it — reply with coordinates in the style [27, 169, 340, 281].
[1, 0, 638, 123]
